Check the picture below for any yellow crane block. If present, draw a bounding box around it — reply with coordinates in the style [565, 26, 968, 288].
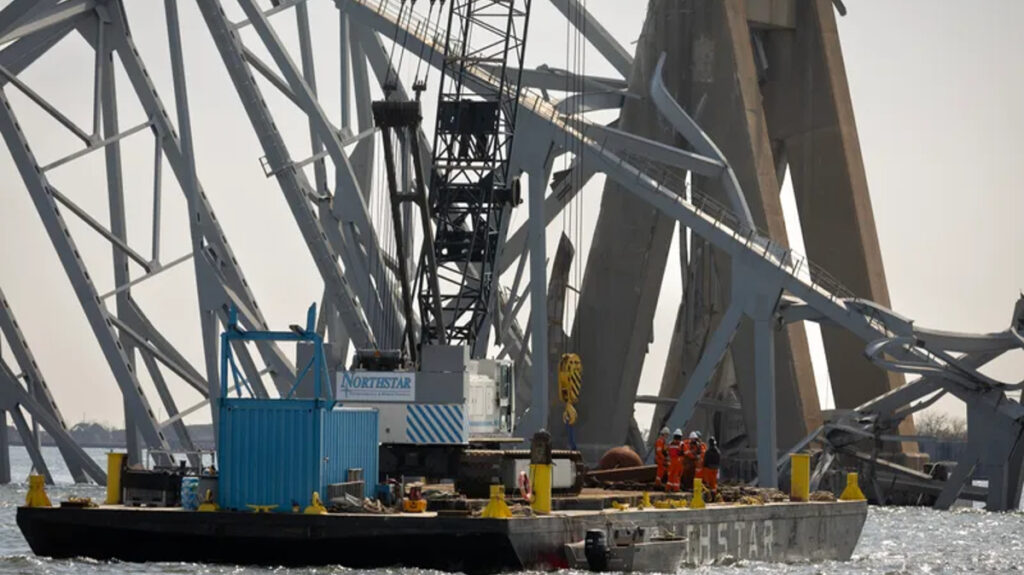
[558, 353, 582, 425]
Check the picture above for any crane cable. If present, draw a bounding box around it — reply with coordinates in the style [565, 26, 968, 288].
[557, 0, 587, 452]
[419, 0, 446, 90]
[413, 0, 439, 88]
[383, 0, 407, 91]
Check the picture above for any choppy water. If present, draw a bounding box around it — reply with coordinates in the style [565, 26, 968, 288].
[0, 446, 1022, 574]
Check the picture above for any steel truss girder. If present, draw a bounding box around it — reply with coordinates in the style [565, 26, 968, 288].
[197, 0, 390, 352]
[233, 4, 1023, 492]
[0, 1, 301, 467]
[106, 5, 297, 395]
[0, 20, 175, 461]
[0, 0, 93, 45]
[0, 119, 174, 458]
[239, 0, 404, 341]
[76, 4, 296, 405]
[503, 49, 1023, 495]
[477, 63, 628, 93]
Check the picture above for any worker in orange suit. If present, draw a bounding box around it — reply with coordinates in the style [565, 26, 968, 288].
[654, 426, 670, 488]
[666, 429, 684, 492]
[682, 431, 704, 490]
[699, 436, 720, 494]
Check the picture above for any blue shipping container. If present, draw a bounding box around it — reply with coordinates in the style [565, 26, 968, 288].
[218, 399, 378, 511]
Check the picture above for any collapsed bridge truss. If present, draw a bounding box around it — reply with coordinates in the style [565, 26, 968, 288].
[0, 0, 1020, 509]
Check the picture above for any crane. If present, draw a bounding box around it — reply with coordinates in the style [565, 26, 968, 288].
[418, 0, 532, 353]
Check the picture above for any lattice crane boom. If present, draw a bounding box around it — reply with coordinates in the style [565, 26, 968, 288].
[418, 0, 532, 351]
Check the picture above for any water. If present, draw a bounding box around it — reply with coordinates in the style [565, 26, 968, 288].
[1, 447, 1022, 574]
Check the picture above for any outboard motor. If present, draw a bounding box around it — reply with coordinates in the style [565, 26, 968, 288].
[584, 529, 610, 571]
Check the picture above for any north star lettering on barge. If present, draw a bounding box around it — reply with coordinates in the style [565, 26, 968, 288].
[653, 519, 775, 565]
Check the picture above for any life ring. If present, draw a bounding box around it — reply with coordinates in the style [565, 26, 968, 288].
[518, 470, 532, 502]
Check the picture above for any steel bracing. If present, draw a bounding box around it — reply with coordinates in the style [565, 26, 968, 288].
[0, 0, 1021, 511]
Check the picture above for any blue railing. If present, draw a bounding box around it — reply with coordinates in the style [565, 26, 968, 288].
[219, 303, 330, 401]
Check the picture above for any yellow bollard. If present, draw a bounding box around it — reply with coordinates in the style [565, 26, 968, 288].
[839, 472, 866, 501]
[790, 453, 810, 502]
[480, 484, 512, 518]
[304, 491, 328, 514]
[529, 430, 553, 514]
[639, 491, 652, 509]
[531, 463, 552, 514]
[105, 452, 125, 505]
[198, 489, 219, 512]
[25, 474, 51, 508]
[689, 478, 705, 509]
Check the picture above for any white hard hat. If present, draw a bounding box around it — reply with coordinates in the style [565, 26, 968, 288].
[660, 426, 670, 435]
[672, 428, 683, 437]
[689, 431, 701, 439]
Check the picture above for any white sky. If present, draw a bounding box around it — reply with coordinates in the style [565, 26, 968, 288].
[0, 1, 1020, 428]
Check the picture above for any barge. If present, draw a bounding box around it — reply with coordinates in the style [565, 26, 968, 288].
[18, 497, 867, 571]
[16, 315, 869, 572]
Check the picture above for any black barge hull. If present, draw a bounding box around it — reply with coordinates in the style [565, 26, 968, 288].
[18, 501, 867, 572]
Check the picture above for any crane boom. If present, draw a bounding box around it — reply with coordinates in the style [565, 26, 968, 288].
[419, 0, 532, 351]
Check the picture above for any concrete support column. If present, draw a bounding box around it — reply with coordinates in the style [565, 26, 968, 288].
[761, 1, 905, 407]
[758, 0, 920, 463]
[654, 0, 820, 453]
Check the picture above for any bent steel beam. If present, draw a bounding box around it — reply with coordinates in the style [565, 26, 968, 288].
[196, 0, 377, 351]
[649, 54, 754, 231]
[105, 3, 296, 395]
[236, 0, 403, 346]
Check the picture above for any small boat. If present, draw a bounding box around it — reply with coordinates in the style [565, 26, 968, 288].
[565, 524, 687, 572]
